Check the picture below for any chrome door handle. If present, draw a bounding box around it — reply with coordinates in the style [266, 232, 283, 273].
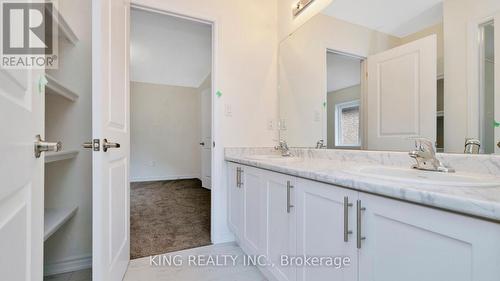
[102, 139, 120, 152]
[34, 135, 62, 158]
[344, 197, 353, 242]
[287, 181, 294, 213]
[356, 200, 366, 249]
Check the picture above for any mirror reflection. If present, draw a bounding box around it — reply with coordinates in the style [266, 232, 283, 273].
[279, 0, 499, 154]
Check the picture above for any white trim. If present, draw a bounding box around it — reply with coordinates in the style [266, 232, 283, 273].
[44, 254, 92, 277]
[335, 100, 361, 147]
[130, 175, 201, 183]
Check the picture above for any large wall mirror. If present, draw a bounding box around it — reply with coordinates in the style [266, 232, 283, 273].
[279, 0, 500, 154]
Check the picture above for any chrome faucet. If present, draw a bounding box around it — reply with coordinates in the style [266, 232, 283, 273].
[409, 138, 454, 173]
[316, 139, 326, 149]
[275, 140, 291, 157]
[464, 138, 481, 154]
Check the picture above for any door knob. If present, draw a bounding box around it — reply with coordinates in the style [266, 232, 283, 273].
[34, 135, 62, 158]
[102, 139, 120, 152]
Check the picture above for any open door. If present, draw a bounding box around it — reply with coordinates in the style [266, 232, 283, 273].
[495, 14, 500, 154]
[201, 87, 212, 189]
[0, 68, 44, 280]
[92, 0, 130, 280]
[366, 35, 437, 151]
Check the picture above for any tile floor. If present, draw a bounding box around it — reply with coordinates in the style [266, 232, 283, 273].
[44, 268, 91, 281]
[124, 243, 267, 281]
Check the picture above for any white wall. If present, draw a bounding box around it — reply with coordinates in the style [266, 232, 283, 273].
[443, 0, 500, 152]
[130, 82, 201, 182]
[279, 13, 400, 147]
[44, 0, 92, 273]
[278, 0, 333, 41]
[132, 0, 279, 243]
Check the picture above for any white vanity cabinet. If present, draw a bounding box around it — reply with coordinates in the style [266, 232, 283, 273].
[357, 192, 500, 281]
[267, 172, 297, 281]
[226, 162, 500, 281]
[295, 179, 358, 281]
[227, 163, 244, 238]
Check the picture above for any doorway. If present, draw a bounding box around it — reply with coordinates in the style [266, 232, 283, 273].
[129, 7, 213, 259]
[326, 51, 365, 149]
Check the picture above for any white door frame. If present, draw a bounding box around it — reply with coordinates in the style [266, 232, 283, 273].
[466, 12, 499, 153]
[324, 49, 367, 149]
[130, 2, 220, 242]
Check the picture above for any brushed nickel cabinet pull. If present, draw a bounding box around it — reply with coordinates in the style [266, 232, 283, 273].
[287, 181, 294, 213]
[344, 196, 353, 242]
[357, 200, 366, 249]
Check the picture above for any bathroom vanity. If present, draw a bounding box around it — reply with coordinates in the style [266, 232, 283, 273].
[225, 148, 500, 281]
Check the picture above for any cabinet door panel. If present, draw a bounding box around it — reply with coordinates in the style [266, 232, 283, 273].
[296, 180, 358, 281]
[227, 163, 243, 238]
[243, 167, 267, 255]
[359, 193, 500, 281]
[267, 173, 296, 281]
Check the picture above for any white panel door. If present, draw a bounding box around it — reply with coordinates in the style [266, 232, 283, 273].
[266, 173, 296, 281]
[92, 0, 130, 280]
[201, 88, 212, 189]
[0, 69, 44, 281]
[495, 14, 500, 154]
[358, 192, 500, 281]
[295, 180, 358, 281]
[367, 35, 437, 151]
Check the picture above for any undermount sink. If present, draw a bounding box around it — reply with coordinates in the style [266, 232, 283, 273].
[352, 166, 500, 188]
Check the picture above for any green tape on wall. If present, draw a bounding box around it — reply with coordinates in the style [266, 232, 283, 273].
[216, 91, 222, 98]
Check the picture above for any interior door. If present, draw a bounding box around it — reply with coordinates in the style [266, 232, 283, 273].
[201, 88, 212, 189]
[494, 15, 500, 154]
[366, 35, 437, 151]
[92, 0, 130, 280]
[0, 69, 44, 280]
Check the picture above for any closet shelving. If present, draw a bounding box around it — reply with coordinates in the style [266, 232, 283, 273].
[44, 207, 79, 241]
[45, 150, 79, 163]
[43, 7, 80, 242]
[45, 74, 79, 102]
[46, 5, 80, 45]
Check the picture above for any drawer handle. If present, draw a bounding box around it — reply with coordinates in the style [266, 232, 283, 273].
[287, 181, 294, 213]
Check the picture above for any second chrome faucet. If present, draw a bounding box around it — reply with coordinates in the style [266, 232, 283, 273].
[409, 138, 454, 173]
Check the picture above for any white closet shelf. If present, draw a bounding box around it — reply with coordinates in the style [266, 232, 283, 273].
[45, 150, 79, 163]
[45, 74, 79, 102]
[46, 5, 79, 45]
[44, 206, 78, 241]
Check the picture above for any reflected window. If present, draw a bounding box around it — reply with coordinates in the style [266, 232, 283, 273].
[335, 100, 360, 147]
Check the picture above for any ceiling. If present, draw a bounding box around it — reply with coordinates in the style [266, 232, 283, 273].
[322, 0, 443, 38]
[130, 9, 212, 88]
[327, 52, 361, 93]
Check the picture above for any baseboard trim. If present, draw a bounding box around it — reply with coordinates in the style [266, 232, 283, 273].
[130, 175, 201, 183]
[211, 231, 235, 244]
[44, 254, 92, 277]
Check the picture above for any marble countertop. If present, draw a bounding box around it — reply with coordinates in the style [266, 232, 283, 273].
[225, 148, 500, 222]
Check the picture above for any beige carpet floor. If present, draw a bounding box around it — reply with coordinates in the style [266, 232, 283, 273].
[130, 179, 211, 259]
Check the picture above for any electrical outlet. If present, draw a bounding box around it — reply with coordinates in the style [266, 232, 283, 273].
[267, 119, 274, 130]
